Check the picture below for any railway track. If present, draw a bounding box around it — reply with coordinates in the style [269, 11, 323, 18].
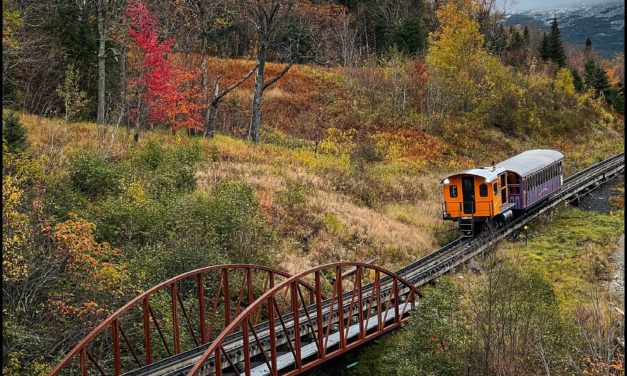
[129, 153, 624, 376]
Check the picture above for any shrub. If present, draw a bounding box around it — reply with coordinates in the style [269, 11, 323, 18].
[129, 141, 201, 199]
[136, 140, 166, 171]
[3, 112, 27, 152]
[275, 179, 309, 210]
[70, 151, 120, 197]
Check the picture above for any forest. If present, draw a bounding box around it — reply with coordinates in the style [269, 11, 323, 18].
[2, 0, 624, 374]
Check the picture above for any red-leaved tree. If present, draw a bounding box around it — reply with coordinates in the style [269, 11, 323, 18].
[126, 0, 203, 139]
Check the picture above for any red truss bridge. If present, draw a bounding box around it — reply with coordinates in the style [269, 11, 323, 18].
[49, 153, 624, 376]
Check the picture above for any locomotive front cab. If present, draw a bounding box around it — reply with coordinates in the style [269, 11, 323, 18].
[441, 167, 512, 236]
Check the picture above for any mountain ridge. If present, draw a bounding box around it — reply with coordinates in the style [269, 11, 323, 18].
[505, 0, 624, 58]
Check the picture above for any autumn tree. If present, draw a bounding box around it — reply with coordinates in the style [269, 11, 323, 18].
[426, 0, 507, 114]
[246, 0, 298, 143]
[126, 0, 205, 138]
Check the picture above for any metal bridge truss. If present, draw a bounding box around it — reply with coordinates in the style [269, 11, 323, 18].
[48, 153, 624, 376]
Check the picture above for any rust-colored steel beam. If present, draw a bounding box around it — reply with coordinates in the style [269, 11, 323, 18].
[171, 283, 181, 354]
[187, 262, 419, 376]
[48, 264, 315, 376]
[197, 273, 207, 344]
[112, 319, 121, 376]
[142, 298, 152, 365]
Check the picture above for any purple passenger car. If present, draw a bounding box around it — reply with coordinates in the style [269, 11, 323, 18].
[496, 149, 564, 211]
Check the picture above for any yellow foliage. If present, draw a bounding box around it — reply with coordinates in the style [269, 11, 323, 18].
[2, 174, 30, 282]
[427, 0, 484, 73]
[554, 67, 575, 95]
[426, 0, 513, 114]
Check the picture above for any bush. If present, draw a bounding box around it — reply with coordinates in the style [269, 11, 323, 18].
[129, 141, 201, 199]
[70, 152, 120, 197]
[3, 112, 27, 152]
[275, 179, 309, 209]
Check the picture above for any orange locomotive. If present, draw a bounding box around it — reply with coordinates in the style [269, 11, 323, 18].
[441, 149, 564, 236]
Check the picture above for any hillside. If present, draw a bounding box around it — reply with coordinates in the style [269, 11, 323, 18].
[506, 0, 624, 58]
[2, 0, 625, 374]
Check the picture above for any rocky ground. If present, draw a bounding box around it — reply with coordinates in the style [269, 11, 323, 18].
[611, 234, 625, 307]
[579, 176, 624, 307]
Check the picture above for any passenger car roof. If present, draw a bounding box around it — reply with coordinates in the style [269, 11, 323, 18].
[496, 149, 563, 177]
[440, 167, 505, 184]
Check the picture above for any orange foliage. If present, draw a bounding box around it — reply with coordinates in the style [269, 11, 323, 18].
[43, 215, 128, 319]
[373, 128, 445, 163]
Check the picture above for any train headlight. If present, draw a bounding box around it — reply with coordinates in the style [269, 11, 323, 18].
[443, 178, 450, 185]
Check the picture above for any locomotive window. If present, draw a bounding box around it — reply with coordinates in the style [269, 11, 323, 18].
[479, 184, 488, 197]
[493, 182, 498, 196]
[449, 185, 458, 198]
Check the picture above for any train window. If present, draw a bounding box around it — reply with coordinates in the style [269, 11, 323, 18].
[479, 184, 488, 197]
[493, 182, 498, 196]
[449, 185, 458, 198]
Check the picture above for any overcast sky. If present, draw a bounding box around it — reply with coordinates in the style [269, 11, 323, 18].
[500, 0, 616, 11]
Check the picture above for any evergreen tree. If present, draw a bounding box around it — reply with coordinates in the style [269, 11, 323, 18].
[547, 17, 567, 67]
[584, 37, 593, 61]
[523, 25, 530, 45]
[2, 112, 27, 152]
[508, 29, 523, 52]
[571, 68, 584, 92]
[611, 82, 624, 113]
[584, 59, 621, 111]
[393, 17, 424, 55]
[538, 32, 550, 60]
[584, 59, 597, 87]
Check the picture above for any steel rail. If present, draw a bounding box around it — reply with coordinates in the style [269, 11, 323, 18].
[132, 152, 624, 376]
[53, 153, 622, 376]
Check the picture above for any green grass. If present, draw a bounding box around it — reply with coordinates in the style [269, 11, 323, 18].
[501, 206, 624, 310]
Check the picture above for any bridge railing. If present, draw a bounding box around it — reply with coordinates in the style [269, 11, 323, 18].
[48, 265, 316, 376]
[188, 262, 421, 376]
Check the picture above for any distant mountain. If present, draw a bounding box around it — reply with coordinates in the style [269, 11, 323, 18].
[505, 0, 624, 59]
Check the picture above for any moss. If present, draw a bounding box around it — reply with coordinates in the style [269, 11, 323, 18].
[502, 206, 623, 310]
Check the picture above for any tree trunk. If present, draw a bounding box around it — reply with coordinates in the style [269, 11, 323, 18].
[117, 47, 127, 128]
[97, 4, 106, 124]
[134, 94, 142, 143]
[249, 39, 267, 143]
[205, 74, 221, 137]
[201, 37, 211, 132]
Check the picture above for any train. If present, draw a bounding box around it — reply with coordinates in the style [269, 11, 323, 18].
[441, 149, 564, 236]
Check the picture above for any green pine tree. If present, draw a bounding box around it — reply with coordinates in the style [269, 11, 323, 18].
[571, 69, 584, 92]
[538, 32, 550, 60]
[2, 112, 27, 152]
[584, 59, 597, 88]
[547, 17, 567, 67]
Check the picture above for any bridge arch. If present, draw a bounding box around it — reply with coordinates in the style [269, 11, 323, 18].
[49, 264, 316, 376]
[188, 262, 422, 376]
